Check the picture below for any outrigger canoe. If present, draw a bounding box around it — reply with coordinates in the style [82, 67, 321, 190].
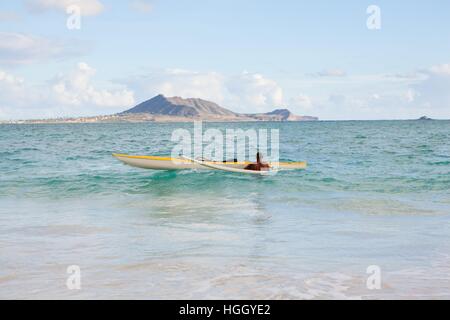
[113, 153, 307, 171]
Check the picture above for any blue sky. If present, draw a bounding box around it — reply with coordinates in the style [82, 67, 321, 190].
[1, 0, 450, 119]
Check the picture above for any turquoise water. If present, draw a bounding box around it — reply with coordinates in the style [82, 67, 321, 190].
[0, 121, 449, 299]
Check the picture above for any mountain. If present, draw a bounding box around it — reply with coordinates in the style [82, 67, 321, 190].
[121, 94, 237, 117]
[8, 94, 318, 124]
[120, 94, 318, 121]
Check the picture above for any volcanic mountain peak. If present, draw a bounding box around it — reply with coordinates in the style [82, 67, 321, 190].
[121, 94, 236, 117]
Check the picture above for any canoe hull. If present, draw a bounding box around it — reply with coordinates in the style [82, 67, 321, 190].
[113, 154, 306, 171]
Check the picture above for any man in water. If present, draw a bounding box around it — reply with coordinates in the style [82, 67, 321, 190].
[244, 152, 270, 171]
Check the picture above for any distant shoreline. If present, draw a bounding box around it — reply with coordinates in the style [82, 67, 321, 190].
[0, 113, 319, 124]
[1, 118, 448, 124]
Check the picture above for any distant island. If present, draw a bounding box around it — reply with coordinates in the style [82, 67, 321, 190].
[418, 116, 433, 121]
[3, 94, 319, 124]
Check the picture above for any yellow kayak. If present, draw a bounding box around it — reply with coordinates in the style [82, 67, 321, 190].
[113, 154, 307, 171]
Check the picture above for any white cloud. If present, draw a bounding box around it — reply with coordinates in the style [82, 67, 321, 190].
[296, 64, 450, 119]
[0, 63, 134, 119]
[126, 69, 225, 106]
[0, 70, 27, 111]
[322, 87, 447, 120]
[125, 69, 283, 113]
[408, 63, 450, 114]
[315, 69, 347, 77]
[3, 61, 448, 120]
[121, 63, 447, 120]
[226, 72, 283, 112]
[26, 0, 104, 16]
[289, 94, 313, 111]
[0, 32, 84, 65]
[428, 63, 450, 76]
[130, 0, 152, 13]
[52, 62, 135, 108]
[0, 70, 24, 87]
[1, 65, 285, 119]
[0, 70, 47, 119]
[385, 72, 422, 80]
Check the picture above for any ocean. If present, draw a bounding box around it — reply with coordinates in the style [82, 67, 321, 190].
[0, 120, 449, 299]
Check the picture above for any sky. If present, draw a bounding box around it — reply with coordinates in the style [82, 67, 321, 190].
[0, 0, 450, 120]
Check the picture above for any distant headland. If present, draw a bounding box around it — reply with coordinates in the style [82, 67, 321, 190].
[2, 94, 319, 124]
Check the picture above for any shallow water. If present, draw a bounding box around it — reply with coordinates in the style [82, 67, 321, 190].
[0, 121, 449, 299]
